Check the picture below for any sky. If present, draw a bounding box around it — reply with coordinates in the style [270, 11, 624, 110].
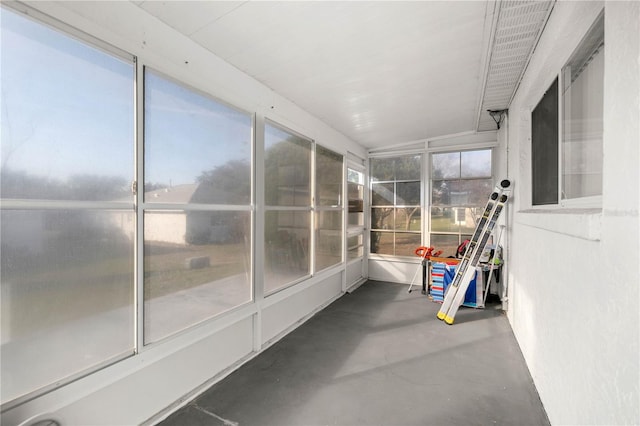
[1, 8, 251, 190]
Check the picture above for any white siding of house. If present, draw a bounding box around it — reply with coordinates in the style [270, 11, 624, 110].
[144, 213, 187, 245]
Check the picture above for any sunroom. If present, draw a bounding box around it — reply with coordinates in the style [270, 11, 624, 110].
[1, 1, 638, 425]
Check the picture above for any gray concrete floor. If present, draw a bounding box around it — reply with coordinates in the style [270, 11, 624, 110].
[159, 280, 549, 426]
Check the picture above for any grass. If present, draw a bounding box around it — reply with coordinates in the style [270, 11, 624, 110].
[2, 240, 249, 336]
[145, 241, 248, 299]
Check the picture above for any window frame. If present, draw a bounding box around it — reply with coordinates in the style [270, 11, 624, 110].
[0, 3, 138, 409]
[141, 66, 255, 346]
[428, 148, 494, 257]
[369, 153, 423, 258]
[347, 162, 366, 264]
[559, 11, 604, 208]
[531, 77, 560, 207]
[263, 119, 313, 294]
[530, 11, 604, 210]
[314, 144, 344, 273]
[262, 120, 346, 294]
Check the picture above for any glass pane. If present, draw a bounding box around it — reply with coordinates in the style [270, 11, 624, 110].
[316, 210, 342, 271]
[144, 70, 252, 205]
[371, 207, 393, 231]
[430, 207, 459, 233]
[396, 181, 420, 205]
[348, 182, 364, 204]
[562, 17, 604, 200]
[370, 158, 394, 182]
[431, 180, 450, 205]
[459, 179, 493, 205]
[348, 211, 364, 227]
[1, 209, 134, 402]
[264, 210, 310, 293]
[348, 182, 364, 213]
[371, 183, 394, 206]
[432, 179, 492, 206]
[144, 211, 251, 344]
[1, 9, 134, 202]
[316, 146, 343, 207]
[395, 155, 421, 180]
[347, 234, 364, 260]
[264, 124, 311, 207]
[395, 233, 422, 257]
[431, 150, 493, 257]
[461, 150, 492, 178]
[532, 78, 559, 205]
[370, 231, 393, 255]
[459, 207, 485, 233]
[449, 181, 470, 206]
[432, 152, 460, 179]
[347, 168, 364, 185]
[449, 180, 493, 205]
[429, 234, 461, 258]
[395, 207, 421, 231]
[348, 180, 364, 227]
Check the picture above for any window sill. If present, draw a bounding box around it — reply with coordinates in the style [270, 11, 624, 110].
[368, 254, 422, 263]
[516, 208, 602, 241]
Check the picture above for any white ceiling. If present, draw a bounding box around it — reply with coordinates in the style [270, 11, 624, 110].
[132, 0, 552, 150]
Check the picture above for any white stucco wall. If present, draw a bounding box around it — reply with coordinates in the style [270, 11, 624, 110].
[505, 2, 639, 424]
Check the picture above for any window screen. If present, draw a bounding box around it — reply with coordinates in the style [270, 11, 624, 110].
[532, 78, 559, 206]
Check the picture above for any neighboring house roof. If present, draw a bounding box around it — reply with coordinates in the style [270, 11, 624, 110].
[146, 184, 199, 203]
[144, 182, 248, 204]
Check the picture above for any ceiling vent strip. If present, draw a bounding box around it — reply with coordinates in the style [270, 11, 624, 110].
[476, 0, 555, 132]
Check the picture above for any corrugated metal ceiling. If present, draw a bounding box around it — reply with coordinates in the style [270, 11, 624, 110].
[477, 0, 554, 132]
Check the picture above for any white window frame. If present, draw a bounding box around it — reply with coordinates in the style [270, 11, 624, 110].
[346, 160, 366, 265]
[263, 119, 314, 295]
[0, 2, 138, 409]
[427, 148, 495, 254]
[140, 67, 255, 346]
[530, 11, 604, 210]
[558, 11, 604, 209]
[368, 151, 424, 258]
[314, 143, 344, 274]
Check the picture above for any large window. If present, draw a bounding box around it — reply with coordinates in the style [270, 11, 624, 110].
[430, 150, 492, 257]
[315, 145, 344, 271]
[532, 12, 604, 206]
[1, 3, 351, 408]
[143, 69, 253, 344]
[531, 78, 559, 206]
[370, 155, 422, 256]
[1, 8, 135, 403]
[263, 123, 344, 292]
[347, 167, 365, 260]
[264, 123, 312, 293]
[562, 12, 604, 202]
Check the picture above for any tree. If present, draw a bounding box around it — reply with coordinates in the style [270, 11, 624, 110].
[263, 136, 311, 207]
[195, 159, 251, 205]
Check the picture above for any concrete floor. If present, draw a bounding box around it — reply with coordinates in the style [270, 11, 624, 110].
[158, 280, 549, 426]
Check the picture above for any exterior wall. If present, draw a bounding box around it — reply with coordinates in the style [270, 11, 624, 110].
[1, 2, 366, 425]
[369, 257, 418, 284]
[144, 212, 187, 245]
[504, 2, 639, 425]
